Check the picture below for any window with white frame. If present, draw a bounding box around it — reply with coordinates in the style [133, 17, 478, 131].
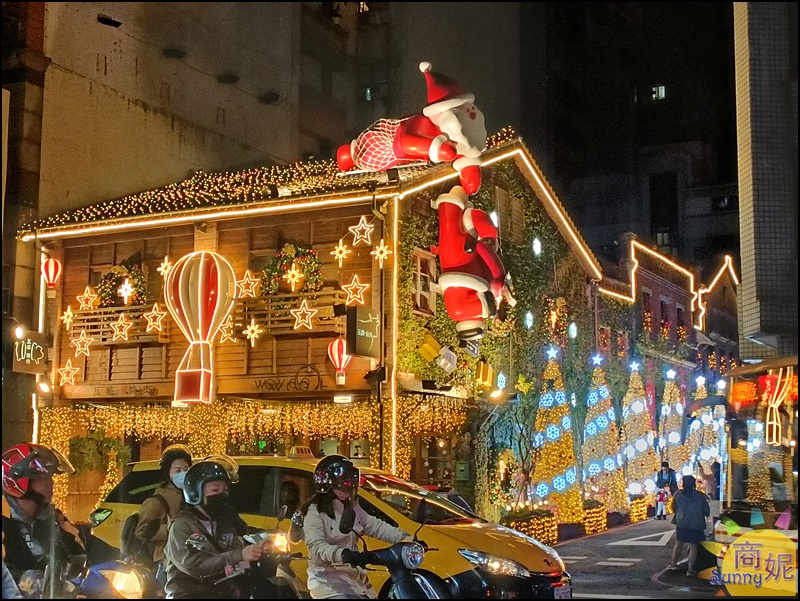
[651, 85, 667, 100]
[411, 248, 437, 315]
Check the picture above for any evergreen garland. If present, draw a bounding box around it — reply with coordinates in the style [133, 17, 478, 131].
[261, 243, 323, 295]
[97, 264, 147, 307]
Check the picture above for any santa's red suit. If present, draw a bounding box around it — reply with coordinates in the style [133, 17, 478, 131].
[337, 62, 487, 195]
[434, 186, 515, 341]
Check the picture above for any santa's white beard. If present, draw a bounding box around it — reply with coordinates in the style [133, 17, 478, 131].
[433, 106, 487, 158]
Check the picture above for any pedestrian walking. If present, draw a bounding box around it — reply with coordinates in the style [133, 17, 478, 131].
[666, 475, 709, 577]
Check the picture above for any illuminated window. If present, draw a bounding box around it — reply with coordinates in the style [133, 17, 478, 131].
[651, 85, 666, 100]
[412, 248, 437, 316]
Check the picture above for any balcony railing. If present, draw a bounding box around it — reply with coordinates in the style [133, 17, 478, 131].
[71, 305, 170, 346]
[234, 289, 346, 336]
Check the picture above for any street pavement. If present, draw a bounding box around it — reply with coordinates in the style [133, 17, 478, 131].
[555, 517, 723, 599]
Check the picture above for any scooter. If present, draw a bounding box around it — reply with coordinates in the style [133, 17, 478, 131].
[339, 501, 452, 599]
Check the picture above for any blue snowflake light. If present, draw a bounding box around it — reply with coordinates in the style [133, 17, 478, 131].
[536, 483, 549, 497]
[546, 425, 561, 441]
[553, 476, 566, 491]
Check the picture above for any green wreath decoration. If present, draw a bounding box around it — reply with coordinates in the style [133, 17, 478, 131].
[261, 243, 323, 296]
[97, 264, 147, 307]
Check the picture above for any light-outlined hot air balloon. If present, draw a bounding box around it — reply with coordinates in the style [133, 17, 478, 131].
[41, 257, 62, 289]
[164, 252, 237, 405]
[328, 338, 352, 386]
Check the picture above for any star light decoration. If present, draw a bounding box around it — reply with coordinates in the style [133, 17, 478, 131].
[630, 361, 640, 372]
[282, 263, 305, 292]
[60, 305, 74, 330]
[342, 274, 369, 305]
[666, 369, 677, 380]
[243, 318, 263, 347]
[236, 270, 260, 298]
[117, 278, 135, 304]
[592, 354, 604, 366]
[77, 286, 99, 311]
[370, 239, 393, 268]
[110, 313, 133, 341]
[331, 239, 352, 268]
[219, 315, 237, 344]
[290, 299, 318, 330]
[70, 329, 94, 358]
[58, 358, 80, 386]
[157, 256, 173, 278]
[143, 303, 167, 332]
[547, 347, 559, 360]
[348, 216, 374, 246]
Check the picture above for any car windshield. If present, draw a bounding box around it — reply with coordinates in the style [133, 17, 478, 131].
[362, 474, 481, 525]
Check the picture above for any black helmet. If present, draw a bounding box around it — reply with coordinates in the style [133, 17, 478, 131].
[313, 455, 359, 495]
[159, 444, 192, 482]
[183, 460, 230, 506]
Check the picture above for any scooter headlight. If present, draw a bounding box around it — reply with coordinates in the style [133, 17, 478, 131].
[458, 549, 531, 578]
[99, 569, 142, 599]
[272, 532, 289, 553]
[401, 543, 425, 569]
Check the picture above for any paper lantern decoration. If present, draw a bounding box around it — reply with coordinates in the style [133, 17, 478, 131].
[328, 338, 352, 386]
[41, 258, 62, 289]
[164, 252, 237, 405]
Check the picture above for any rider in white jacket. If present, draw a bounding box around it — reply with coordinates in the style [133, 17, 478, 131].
[303, 456, 409, 599]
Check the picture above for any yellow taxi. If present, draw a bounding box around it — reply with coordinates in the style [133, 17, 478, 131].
[90, 455, 572, 599]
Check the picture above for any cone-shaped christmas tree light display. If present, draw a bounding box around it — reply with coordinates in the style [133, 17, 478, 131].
[661, 370, 690, 476]
[622, 362, 659, 496]
[583, 355, 628, 514]
[532, 348, 583, 523]
[686, 376, 722, 475]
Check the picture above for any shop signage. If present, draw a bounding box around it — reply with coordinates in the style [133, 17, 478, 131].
[346, 306, 381, 360]
[12, 330, 48, 375]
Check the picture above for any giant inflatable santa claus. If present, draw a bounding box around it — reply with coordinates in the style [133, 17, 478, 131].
[434, 185, 515, 341]
[337, 62, 487, 195]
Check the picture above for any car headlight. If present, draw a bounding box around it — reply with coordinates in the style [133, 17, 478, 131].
[458, 549, 531, 578]
[99, 569, 142, 599]
[401, 543, 425, 569]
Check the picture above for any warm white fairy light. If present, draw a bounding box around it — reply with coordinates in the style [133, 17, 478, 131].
[348, 216, 374, 246]
[157, 256, 173, 278]
[244, 318, 263, 347]
[110, 313, 133, 341]
[143, 303, 167, 332]
[77, 286, 98, 311]
[370, 239, 393, 268]
[342, 273, 369, 305]
[282, 263, 305, 292]
[58, 358, 80, 386]
[290, 299, 318, 330]
[118, 278, 135, 304]
[71, 329, 94, 358]
[331, 239, 352, 268]
[60, 305, 74, 330]
[235, 270, 260, 298]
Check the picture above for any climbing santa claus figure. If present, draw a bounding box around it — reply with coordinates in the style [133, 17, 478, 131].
[434, 185, 515, 341]
[337, 62, 487, 195]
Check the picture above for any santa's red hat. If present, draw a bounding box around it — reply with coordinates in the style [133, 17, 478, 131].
[419, 62, 475, 118]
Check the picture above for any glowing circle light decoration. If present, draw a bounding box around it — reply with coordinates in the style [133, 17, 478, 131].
[164, 252, 237, 405]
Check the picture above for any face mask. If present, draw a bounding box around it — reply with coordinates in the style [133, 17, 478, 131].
[171, 471, 187, 490]
[203, 492, 229, 517]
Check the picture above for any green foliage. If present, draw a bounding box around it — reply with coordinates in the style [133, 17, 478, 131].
[583, 498, 605, 509]
[500, 507, 554, 524]
[261, 243, 323, 295]
[68, 430, 131, 473]
[97, 258, 148, 307]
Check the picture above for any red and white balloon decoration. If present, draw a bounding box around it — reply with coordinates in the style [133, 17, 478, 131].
[41, 257, 62, 289]
[164, 252, 237, 405]
[328, 338, 352, 386]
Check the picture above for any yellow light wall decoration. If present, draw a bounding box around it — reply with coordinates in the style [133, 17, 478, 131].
[621, 367, 658, 497]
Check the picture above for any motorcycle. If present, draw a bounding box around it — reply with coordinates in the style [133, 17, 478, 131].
[339, 501, 452, 599]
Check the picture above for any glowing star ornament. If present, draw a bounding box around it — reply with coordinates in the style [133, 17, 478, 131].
[243, 318, 263, 347]
[282, 263, 305, 292]
[60, 305, 74, 330]
[219, 315, 237, 344]
[70, 329, 94, 358]
[331, 240, 352, 268]
[630, 361, 640, 372]
[143, 303, 167, 332]
[370, 239, 393, 268]
[118, 278, 135, 305]
[348, 216, 374, 246]
[58, 358, 80, 386]
[290, 299, 318, 330]
[592, 354, 603, 366]
[342, 274, 369, 305]
[111, 313, 133, 341]
[666, 369, 677, 380]
[235, 270, 260, 298]
[77, 286, 99, 311]
[547, 347, 559, 360]
[157, 256, 173, 278]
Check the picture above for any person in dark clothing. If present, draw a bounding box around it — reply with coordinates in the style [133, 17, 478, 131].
[666, 475, 710, 577]
[655, 461, 679, 495]
[164, 460, 268, 599]
[1, 443, 85, 588]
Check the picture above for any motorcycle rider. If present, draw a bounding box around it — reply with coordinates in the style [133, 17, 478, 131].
[133, 444, 192, 581]
[163, 459, 268, 599]
[1, 443, 85, 587]
[303, 455, 410, 599]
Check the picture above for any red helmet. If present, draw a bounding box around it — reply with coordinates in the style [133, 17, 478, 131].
[2, 443, 75, 498]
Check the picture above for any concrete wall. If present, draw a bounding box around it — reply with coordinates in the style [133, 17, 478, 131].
[38, 2, 300, 217]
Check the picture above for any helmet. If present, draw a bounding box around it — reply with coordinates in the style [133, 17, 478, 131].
[199, 454, 239, 484]
[2, 443, 75, 499]
[313, 455, 359, 495]
[182, 460, 231, 506]
[159, 444, 192, 482]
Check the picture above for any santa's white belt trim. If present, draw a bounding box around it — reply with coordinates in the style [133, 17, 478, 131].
[429, 134, 449, 163]
[433, 186, 468, 210]
[452, 156, 482, 172]
[439, 272, 492, 318]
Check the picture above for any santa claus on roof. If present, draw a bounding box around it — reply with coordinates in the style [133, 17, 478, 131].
[336, 62, 487, 195]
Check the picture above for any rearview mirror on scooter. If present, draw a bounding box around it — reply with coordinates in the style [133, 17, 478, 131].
[339, 505, 356, 534]
[277, 504, 288, 524]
